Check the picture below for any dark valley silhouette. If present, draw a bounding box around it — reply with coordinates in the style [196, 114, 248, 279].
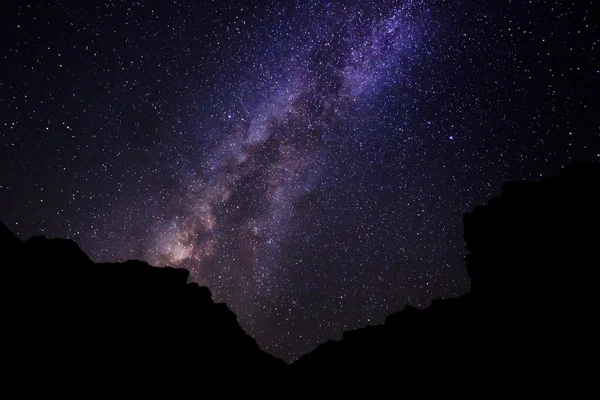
[2, 162, 598, 392]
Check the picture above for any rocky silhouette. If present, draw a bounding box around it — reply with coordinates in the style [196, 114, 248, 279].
[1, 221, 286, 392]
[291, 162, 599, 391]
[2, 162, 598, 392]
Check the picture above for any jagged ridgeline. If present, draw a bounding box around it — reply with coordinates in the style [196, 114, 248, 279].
[292, 162, 599, 390]
[1, 162, 598, 392]
[1, 221, 286, 389]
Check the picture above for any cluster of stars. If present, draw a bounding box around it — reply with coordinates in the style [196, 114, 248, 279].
[1, 1, 597, 361]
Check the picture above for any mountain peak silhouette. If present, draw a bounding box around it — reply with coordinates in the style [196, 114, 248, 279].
[1, 162, 598, 392]
[2, 222, 286, 393]
[291, 162, 599, 392]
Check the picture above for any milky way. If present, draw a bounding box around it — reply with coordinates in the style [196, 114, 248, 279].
[149, 1, 425, 291]
[1, 1, 598, 361]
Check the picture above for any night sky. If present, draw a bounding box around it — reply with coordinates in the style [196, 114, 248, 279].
[1, 0, 598, 361]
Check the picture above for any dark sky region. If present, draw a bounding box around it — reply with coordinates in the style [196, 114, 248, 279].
[1, 1, 598, 361]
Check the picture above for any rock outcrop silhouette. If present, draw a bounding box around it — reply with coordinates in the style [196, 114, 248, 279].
[2, 162, 598, 393]
[292, 162, 599, 392]
[1, 223, 286, 393]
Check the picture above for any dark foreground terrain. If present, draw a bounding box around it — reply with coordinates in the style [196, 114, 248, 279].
[2, 162, 598, 393]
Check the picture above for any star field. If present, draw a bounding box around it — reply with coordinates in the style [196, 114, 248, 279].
[1, 0, 598, 361]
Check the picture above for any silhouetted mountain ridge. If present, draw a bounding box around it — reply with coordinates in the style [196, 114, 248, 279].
[2, 225, 286, 391]
[2, 162, 598, 392]
[291, 162, 599, 392]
